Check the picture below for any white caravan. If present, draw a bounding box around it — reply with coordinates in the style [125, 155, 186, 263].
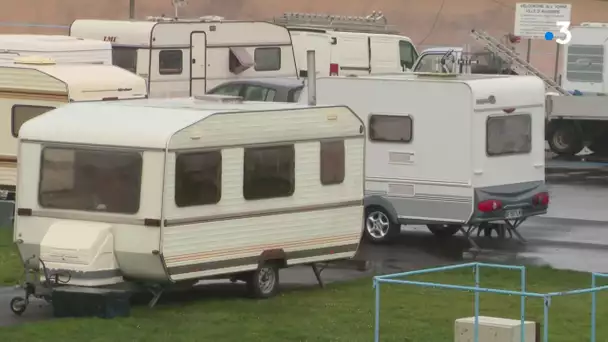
[299, 73, 548, 244]
[69, 17, 299, 98]
[271, 12, 418, 76]
[0, 56, 147, 205]
[0, 35, 112, 64]
[12, 97, 364, 307]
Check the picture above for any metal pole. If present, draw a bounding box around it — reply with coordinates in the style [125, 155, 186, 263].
[474, 264, 480, 342]
[526, 39, 532, 63]
[129, 0, 135, 19]
[591, 274, 597, 342]
[520, 268, 526, 342]
[374, 280, 380, 342]
[553, 44, 561, 82]
[306, 50, 317, 106]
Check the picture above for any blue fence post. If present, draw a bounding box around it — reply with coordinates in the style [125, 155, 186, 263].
[474, 263, 480, 342]
[543, 296, 551, 342]
[591, 274, 596, 342]
[374, 278, 380, 342]
[521, 267, 527, 342]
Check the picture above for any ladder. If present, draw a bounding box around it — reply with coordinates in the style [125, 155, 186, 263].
[271, 11, 400, 34]
[470, 29, 571, 96]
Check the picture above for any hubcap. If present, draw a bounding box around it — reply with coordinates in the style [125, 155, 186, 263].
[366, 211, 390, 239]
[258, 268, 276, 294]
[553, 130, 570, 150]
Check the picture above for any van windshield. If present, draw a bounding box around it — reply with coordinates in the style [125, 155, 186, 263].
[38, 147, 143, 214]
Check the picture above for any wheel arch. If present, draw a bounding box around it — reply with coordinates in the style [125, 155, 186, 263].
[364, 195, 400, 224]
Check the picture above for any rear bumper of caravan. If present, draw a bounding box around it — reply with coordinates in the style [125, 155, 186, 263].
[469, 180, 548, 224]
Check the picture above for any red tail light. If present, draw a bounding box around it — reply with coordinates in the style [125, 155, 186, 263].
[478, 199, 503, 212]
[533, 192, 550, 206]
[329, 63, 339, 76]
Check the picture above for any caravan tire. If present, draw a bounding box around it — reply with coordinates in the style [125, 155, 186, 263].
[364, 207, 400, 244]
[427, 224, 461, 238]
[547, 124, 583, 156]
[246, 264, 280, 299]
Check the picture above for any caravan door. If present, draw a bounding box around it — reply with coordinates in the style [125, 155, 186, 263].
[190, 32, 207, 96]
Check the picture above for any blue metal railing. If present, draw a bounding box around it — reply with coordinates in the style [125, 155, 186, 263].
[372, 262, 608, 342]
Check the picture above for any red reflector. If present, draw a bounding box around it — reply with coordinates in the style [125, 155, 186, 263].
[533, 192, 550, 206]
[329, 63, 339, 76]
[478, 199, 503, 212]
[508, 34, 521, 44]
[503, 108, 515, 113]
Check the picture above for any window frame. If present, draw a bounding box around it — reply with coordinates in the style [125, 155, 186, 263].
[368, 114, 414, 143]
[174, 150, 222, 207]
[254, 47, 282, 72]
[399, 40, 418, 70]
[243, 144, 295, 200]
[485, 113, 532, 157]
[320, 140, 345, 186]
[11, 104, 55, 138]
[111, 46, 138, 73]
[37, 146, 143, 214]
[158, 49, 183, 75]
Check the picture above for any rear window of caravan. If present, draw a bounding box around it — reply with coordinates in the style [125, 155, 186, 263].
[486, 114, 532, 156]
[254, 47, 281, 71]
[38, 147, 143, 214]
[368, 114, 413, 143]
[112, 47, 137, 73]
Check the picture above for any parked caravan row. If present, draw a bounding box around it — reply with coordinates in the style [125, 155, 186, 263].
[10, 98, 365, 312]
[0, 35, 112, 65]
[69, 17, 299, 98]
[271, 12, 419, 76]
[0, 57, 147, 207]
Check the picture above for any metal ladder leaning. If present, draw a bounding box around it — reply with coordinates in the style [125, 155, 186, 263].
[470, 29, 571, 96]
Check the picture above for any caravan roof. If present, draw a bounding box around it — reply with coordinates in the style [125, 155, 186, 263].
[0, 34, 111, 52]
[19, 98, 339, 149]
[0, 62, 147, 101]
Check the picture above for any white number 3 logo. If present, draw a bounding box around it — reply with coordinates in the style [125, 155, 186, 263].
[556, 21, 572, 45]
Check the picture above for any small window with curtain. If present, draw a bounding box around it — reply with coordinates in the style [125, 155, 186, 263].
[369, 114, 413, 143]
[11, 105, 55, 137]
[159, 50, 183, 75]
[254, 47, 281, 71]
[320, 140, 345, 185]
[175, 151, 222, 207]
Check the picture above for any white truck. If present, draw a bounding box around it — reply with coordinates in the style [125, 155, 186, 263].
[270, 12, 418, 76]
[69, 16, 298, 98]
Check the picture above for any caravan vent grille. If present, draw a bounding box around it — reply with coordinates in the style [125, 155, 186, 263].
[389, 151, 413, 164]
[388, 183, 415, 197]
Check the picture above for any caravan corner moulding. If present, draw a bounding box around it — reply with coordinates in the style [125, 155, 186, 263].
[0, 62, 147, 203]
[14, 98, 365, 298]
[69, 18, 299, 98]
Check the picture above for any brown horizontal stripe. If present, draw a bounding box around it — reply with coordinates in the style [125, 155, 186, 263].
[0, 155, 17, 163]
[165, 233, 360, 262]
[164, 200, 362, 227]
[0, 89, 69, 101]
[167, 243, 358, 276]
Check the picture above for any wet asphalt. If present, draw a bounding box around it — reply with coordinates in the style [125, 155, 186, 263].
[1, 157, 608, 326]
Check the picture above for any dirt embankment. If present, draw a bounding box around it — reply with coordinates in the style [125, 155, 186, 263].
[1, 0, 607, 73]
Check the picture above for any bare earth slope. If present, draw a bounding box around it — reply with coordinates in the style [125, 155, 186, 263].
[1, 0, 607, 73]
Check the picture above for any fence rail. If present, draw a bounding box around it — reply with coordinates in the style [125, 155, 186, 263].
[373, 262, 608, 342]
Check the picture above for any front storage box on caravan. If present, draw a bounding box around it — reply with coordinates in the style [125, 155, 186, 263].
[0, 58, 147, 223]
[13, 98, 365, 301]
[299, 74, 549, 243]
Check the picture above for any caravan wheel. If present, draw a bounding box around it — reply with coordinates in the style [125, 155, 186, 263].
[247, 264, 279, 299]
[364, 207, 400, 244]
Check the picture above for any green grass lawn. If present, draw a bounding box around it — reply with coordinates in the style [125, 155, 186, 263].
[0, 227, 21, 286]
[0, 264, 607, 342]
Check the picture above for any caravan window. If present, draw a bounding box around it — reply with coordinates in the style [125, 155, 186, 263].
[175, 151, 222, 207]
[320, 140, 345, 185]
[38, 147, 142, 214]
[399, 41, 417, 70]
[112, 47, 137, 73]
[369, 114, 413, 143]
[486, 114, 532, 156]
[254, 47, 281, 71]
[243, 145, 295, 200]
[159, 50, 183, 75]
[11, 105, 55, 137]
